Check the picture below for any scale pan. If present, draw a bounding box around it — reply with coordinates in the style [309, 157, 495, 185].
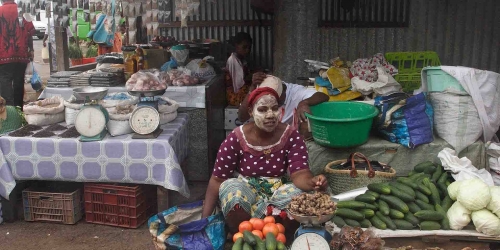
[73, 87, 108, 101]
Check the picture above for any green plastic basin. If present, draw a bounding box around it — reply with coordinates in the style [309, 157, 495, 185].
[305, 102, 379, 148]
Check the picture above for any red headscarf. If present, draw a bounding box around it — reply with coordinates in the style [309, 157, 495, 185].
[247, 87, 279, 108]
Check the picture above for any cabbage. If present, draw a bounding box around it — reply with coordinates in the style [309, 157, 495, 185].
[457, 178, 491, 211]
[447, 180, 463, 201]
[447, 201, 471, 230]
[471, 209, 500, 236]
[487, 186, 500, 217]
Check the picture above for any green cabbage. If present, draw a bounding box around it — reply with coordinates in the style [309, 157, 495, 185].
[457, 178, 491, 211]
[471, 209, 500, 236]
[447, 201, 471, 230]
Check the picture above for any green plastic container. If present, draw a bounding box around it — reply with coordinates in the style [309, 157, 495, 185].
[423, 66, 467, 94]
[305, 102, 379, 148]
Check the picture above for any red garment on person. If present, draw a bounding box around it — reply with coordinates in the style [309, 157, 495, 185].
[0, 2, 35, 64]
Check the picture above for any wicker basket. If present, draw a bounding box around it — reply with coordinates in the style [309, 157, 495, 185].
[324, 152, 396, 195]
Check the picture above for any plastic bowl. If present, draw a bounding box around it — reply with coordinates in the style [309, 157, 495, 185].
[305, 102, 379, 148]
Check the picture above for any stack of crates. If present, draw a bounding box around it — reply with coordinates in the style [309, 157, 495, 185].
[385, 51, 441, 92]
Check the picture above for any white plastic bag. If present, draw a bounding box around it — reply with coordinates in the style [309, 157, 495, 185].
[25, 112, 65, 126]
[158, 97, 179, 114]
[186, 56, 216, 82]
[430, 92, 482, 154]
[23, 96, 65, 115]
[64, 107, 79, 126]
[101, 92, 139, 108]
[438, 148, 494, 186]
[351, 66, 402, 96]
[160, 111, 177, 125]
[107, 105, 135, 136]
[486, 142, 500, 186]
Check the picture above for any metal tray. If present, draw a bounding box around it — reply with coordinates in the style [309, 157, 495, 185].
[73, 87, 108, 101]
[128, 89, 166, 97]
[287, 209, 335, 226]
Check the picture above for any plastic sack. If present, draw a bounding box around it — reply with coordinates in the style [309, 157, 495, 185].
[160, 57, 178, 72]
[430, 92, 482, 154]
[23, 96, 65, 115]
[126, 71, 166, 91]
[107, 105, 135, 136]
[186, 56, 216, 82]
[25, 112, 65, 126]
[486, 142, 500, 186]
[148, 200, 226, 250]
[158, 97, 179, 114]
[373, 92, 434, 148]
[160, 111, 177, 125]
[351, 66, 403, 96]
[170, 45, 189, 65]
[438, 148, 494, 186]
[101, 92, 139, 108]
[29, 62, 43, 92]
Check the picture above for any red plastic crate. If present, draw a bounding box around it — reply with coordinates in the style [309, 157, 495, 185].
[84, 183, 156, 228]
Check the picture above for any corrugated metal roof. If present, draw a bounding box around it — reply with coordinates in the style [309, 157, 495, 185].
[274, 0, 500, 82]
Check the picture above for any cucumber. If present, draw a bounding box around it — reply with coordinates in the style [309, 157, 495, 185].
[404, 212, 420, 226]
[438, 171, 449, 184]
[441, 195, 453, 212]
[389, 209, 405, 219]
[408, 172, 426, 182]
[242, 242, 252, 250]
[380, 195, 409, 213]
[390, 186, 415, 202]
[423, 178, 441, 205]
[408, 202, 421, 213]
[363, 202, 378, 211]
[393, 219, 415, 230]
[367, 183, 391, 195]
[276, 242, 286, 250]
[255, 237, 266, 250]
[419, 221, 441, 230]
[360, 219, 372, 228]
[445, 180, 451, 186]
[431, 165, 444, 182]
[365, 190, 380, 199]
[232, 238, 244, 250]
[435, 204, 450, 230]
[355, 194, 377, 203]
[331, 216, 346, 227]
[337, 201, 371, 209]
[265, 233, 277, 250]
[415, 190, 430, 203]
[389, 182, 416, 197]
[359, 209, 375, 219]
[335, 208, 364, 221]
[376, 211, 397, 230]
[415, 183, 432, 196]
[415, 200, 434, 211]
[437, 183, 449, 197]
[414, 210, 444, 221]
[344, 218, 361, 227]
[414, 161, 436, 173]
[370, 214, 387, 230]
[243, 230, 257, 246]
[397, 177, 418, 189]
[408, 170, 418, 176]
[377, 200, 390, 216]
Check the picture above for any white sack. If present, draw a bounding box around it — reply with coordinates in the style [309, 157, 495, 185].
[107, 119, 133, 137]
[23, 96, 65, 115]
[158, 97, 179, 114]
[186, 56, 216, 82]
[351, 66, 402, 96]
[160, 111, 177, 125]
[65, 107, 79, 126]
[25, 112, 65, 126]
[429, 92, 482, 154]
[101, 92, 139, 108]
[486, 142, 500, 186]
[438, 148, 494, 186]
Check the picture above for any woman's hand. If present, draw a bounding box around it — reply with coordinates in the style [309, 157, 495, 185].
[251, 72, 267, 90]
[311, 174, 328, 191]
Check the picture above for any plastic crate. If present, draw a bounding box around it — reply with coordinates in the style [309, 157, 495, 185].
[84, 183, 156, 228]
[422, 66, 467, 94]
[22, 187, 82, 224]
[385, 51, 442, 92]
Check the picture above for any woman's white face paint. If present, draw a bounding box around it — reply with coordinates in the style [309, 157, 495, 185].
[252, 94, 280, 132]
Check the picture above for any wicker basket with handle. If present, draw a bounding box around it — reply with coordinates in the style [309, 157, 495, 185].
[324, 152, 397, 195]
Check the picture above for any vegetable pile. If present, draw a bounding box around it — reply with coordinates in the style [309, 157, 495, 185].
[232, 216, 286, 250]
[331, 161, 455, 231]
[330, 226, 384, 250]
[288, 192, 336, 216]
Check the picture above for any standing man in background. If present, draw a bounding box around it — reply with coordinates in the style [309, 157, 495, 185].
[0, 0, 35, 108]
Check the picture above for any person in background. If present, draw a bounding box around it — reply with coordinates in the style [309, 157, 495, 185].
[0, 96, 23, 135]
[225, 32, 255, 106]
[239, 73, 329, 138]
[97, 19, 126, 55]
[202, 87, 327, 237]
[42, 18, 75, 72]
[0, 0, 35, 108]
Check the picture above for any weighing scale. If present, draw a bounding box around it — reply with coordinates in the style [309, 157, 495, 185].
[73, 87, 109, 142]
[128, 89, 166, 139]
[288, 210, 335, 250]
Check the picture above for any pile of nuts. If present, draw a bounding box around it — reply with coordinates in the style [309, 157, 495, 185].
[288, 192, 336, 216]
[330, 226, 384, 250]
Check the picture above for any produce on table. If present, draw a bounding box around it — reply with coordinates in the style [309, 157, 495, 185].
[456, 178, 491, 211]
[125, 71, 167, 91]
[287, 192, 336, 216]
[486, 186, 500, 217]
[166, 69, 200, 86]
[329, 226, 384, 250]
[447, 201, 471, 230]
[234, 217, 286, 249]
[471, 209, 500, 236]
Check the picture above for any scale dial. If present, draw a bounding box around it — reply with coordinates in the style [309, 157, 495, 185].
[75, 106, 107, 137]
[130, 106, 160, 135]
[291, 233, 330, 250]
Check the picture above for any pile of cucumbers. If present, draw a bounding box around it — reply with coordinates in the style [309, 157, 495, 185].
[232, 231, 286, 250]
[332, 161, 454, 231]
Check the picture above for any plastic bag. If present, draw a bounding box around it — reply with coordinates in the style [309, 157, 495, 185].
[170, 45, 189, 65]
[438, 148, 494, 186]
[186, 56, 216, 82]
[351, 66, 402, 96]
[30, 63, 43, 92]
[126, 71, 166, 91]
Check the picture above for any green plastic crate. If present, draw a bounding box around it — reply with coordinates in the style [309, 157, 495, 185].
[385, 51, 441, 92]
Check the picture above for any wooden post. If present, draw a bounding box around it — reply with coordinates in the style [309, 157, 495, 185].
[157, 186, 170, 212]
[54, 25, 69, 72]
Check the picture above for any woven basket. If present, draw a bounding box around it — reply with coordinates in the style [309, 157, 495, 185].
[324, 152, 396, 195]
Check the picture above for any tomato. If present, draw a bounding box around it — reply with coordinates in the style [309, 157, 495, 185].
[276, 223, 285, 234]
[276, 233, 286, 244]
[250, 218, 265, 231]
[233, 232, 243, 243]
[238, 221, 253, 233]
[262, 223, 279, 237]
[263, 216, 276, 225]
[252, 230, 264, 240]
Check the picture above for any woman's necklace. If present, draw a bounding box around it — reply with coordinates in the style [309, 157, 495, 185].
[253, 128, 273, 160]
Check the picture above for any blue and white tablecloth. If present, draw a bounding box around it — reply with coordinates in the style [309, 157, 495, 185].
[0, 114, 190, 200]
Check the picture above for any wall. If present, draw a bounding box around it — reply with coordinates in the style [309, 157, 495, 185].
[274, 0, 500, 82]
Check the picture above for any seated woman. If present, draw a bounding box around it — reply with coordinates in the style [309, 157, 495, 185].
[202, 87, 328, 235]
[225, 32, 254, 106]
[0, 96, 23, 135]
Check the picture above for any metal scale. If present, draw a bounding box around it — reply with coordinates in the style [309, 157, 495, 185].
[128, 89, 166, 139]
[73, 87, 110, 142]
[288, 210, 335, 250]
